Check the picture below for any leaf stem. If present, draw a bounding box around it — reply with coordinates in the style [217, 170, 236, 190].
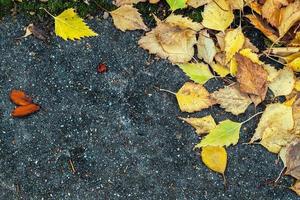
[41, 8, 56, 18]
[154, 86, 176, 95]
[222, 173, 227, 189]
[241, 111, 263, 125]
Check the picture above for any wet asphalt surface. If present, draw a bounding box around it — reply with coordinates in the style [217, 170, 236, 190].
[0, 15, 298, 199]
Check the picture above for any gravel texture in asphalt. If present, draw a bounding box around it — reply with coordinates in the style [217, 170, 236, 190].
[0, 15, 298, 199]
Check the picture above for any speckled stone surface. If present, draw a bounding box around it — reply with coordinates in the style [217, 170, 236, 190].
[0, 16, 298, 200]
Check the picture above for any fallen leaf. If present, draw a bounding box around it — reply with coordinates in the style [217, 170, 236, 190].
[292, 98, 300, 135]
[195, 119, 241, 148]
[201, 146, 227, 176]
[179, 115, 216, 135]
[201, 0, 234, 31]
[12, 104, 40, 118]
[54, 8, 98, 40]
[110, 5, 148, 32]
[263, 64, 279, 82]
[224, 27, 245, 63]
[295, 79, 300, 91]
[228, 0, 244, 10]
[164, 14, 203, 31]
[262, 0, 288, 27]
[113, 0, 146, 6]
[288, 57, 300, 72]
[178, 63, 214, 84]
[289, 32, 300, 46]
[285, 139, 300, 179]
[210, 62, 230, 77]
[250, 103, 294, 153]
[211, 85, 252, 115]
[197, 30, 217, 64]
[245, 14, 278, 42]
[176, 82, 215, 113]
[97, 63, 108, 73]
[269, 67, 295, 97]
[278, 1, 300, 37]
[166, 0, 187, 11]
[239, 48, 262, 64]
[236, 54, 268, 102]
[291, 180, 300, 196]
[187, 0, 211, 8]
[10, 90, 32, 106]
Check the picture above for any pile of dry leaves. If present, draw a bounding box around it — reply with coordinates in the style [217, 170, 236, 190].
[19, 0, 300, 195]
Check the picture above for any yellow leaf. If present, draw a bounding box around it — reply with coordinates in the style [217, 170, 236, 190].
[165, 14, 203, 31]
[289, 32, 300, 47]
[195, 119, 241, 148]
[250, 103, 294, 153]
[295, 79, 300, 92]
[211, 62, 230, 77]
[197, 30, 217, 64]
[284, 95, 297, 107]
[268, 67, 295, 97]
[229, 57, 238, 76]
[179, 115, 216, 135]
[225, 27, 245, 63]
[211, 85, 252, 115]
[288, 57, 300, 72]
[201, 0, 234, 31]
[187, 0, 211, 8]
[201, 146, 227, 175]
[110, 5, 148, 32]
[291, 180, 300, 196]
[114, 0, 146, 6]
[54, 8, 98, 40]
[239, 48, 262, 64]
[176, 82, 215, 113]
[278, 1, 300, 37]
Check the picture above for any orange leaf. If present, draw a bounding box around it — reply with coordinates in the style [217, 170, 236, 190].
[10, 90, 32, 106]
[12, 104, 40, 118]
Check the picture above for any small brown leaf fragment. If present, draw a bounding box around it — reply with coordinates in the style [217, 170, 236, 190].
[19, 24, 48, 41]
[285, 139, 300, 179]
[97, 63, 107, 73]
[235, 54, 268, 102]
[291, 180, 300, 196]
[12, 104, 40, 118]
[10, 90, 32, 106]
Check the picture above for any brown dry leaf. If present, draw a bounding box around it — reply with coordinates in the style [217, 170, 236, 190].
[292, 98, 300, 135]
[113, 0, 146, 6]
[179, 115, 216, 135]
[149, 0, 160, 3]
[243, 38, 259, 52]
[216, 32, 225, 51]
[10, 90, 32, 106]
[250, 103, 294, 153]
[236, 54, 268, 102]
[176, 82, 216, 113]
[245, 14, 279, 42]
[139, 15, 200, 63]
[247, 1, 263, 15]
[211, 85, 252, 115]
[19, 24, 48, 41]
[285, 139, 300, 179]
[110, 5, 148, 32]
[289, 32, 300, 46]
[187, 0, 211, 8]
[268, 67, 295, 97]
[262, 0, 289, 27]
[12, 104, 40, 118]
[278, 1, 300, 37]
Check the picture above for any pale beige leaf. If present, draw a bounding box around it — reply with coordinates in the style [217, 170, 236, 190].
[228, 0, 244, 10]
[197, 30, 217, 64]
[165, 14, 203, 31]
[211, 85, 252, 115]
[114, 0, 146, 6]
[278, 1, 300, 37]
[269, 67, 295, 97]
[110, 5, 148, 32]
[187, 0, 211, 8]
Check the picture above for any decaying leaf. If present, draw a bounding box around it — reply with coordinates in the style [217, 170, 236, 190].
[12, 104, 40, 118]
[10, 90, 32, 106]
[176, 82, 215, 113]
[179, 115, 216, 135]
[278, 1, 300, 37]
[113, 0, 146, 6]
[269, 67, 295, 97]
[197, 30, 217, 64]
[201, 0, 234, 31]
[201, 146, 227, 176]
[211, 85, 252, 115]
[195, 119, 241, 148]
[236, 54, 268, 103]
[110, 5, 148, 32]
[139, 15, 200, 63]
[54, 8, 98, 40]
[285, 139, 300, 179]
[178, 63, 214, 84]
[291, 180, 300, 196]
[19, 24, 48, 41]
[224, 27, 245, 63]
[261, 0, 288, 27]
[250, 103, 294, 153]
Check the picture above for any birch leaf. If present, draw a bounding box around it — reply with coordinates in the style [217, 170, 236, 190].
[278, 1, 300, 37]
[179, 115, 216, 135]
[110, 5, 148, 32]
[201, 146, 227, 176]
[225, 27, 245, 63]
[166, 0, 187, 11]
[211, 62, 230, 77]
[54, 8, 98, 40]
[197, 30, 217, 64]
[269, 67, 295, 97]
[178, 63, 214, 84]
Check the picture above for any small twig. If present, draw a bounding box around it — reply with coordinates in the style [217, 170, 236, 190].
[68, 159, 76, 174]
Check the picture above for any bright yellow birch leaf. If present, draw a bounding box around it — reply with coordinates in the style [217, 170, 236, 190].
[288, 57, 300, 72]
[53, 8, 98, 40]
[201, 0, 234, 31]
[211, 62, 230, 77]
[201, 146, 227, 181]
[225, 27, 245, 63]
[176, 82, 215, 113]
[295, 79, 300, 92]
[179, 115, 216, 135]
